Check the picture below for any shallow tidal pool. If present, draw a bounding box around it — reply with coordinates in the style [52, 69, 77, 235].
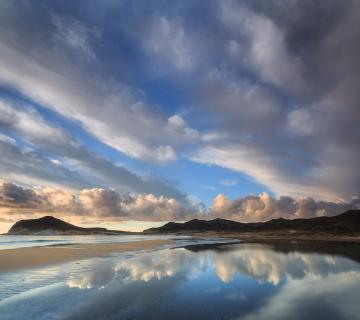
[0, 242, 360, 320]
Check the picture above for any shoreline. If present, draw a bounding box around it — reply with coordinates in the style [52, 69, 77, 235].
[164, 231, 360, 242]
[0, 239, 172, 272]
[1, 233, 360, 273]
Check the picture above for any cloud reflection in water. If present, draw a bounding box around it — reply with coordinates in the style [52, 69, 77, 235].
[0, 243, 359, 320]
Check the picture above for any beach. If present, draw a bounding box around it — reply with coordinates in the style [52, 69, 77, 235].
[1, 240, 359, 320]
[0, 239, 172, 272]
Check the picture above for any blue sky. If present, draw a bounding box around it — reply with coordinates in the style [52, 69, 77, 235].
[0, 0, 359, 231]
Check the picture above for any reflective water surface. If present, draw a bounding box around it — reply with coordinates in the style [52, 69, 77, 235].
[1, 242, 360, 320]
[0, 234, 190, 249]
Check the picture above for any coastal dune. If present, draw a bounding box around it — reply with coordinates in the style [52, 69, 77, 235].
[0, 239, 172, 272]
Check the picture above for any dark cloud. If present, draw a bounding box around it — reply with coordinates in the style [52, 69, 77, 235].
[0, 0, 359, 206]
[187, 0, 360, 200]
[0, 182, 40, 208]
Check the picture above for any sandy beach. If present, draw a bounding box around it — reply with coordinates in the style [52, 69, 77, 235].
[0, 239, 172, 272]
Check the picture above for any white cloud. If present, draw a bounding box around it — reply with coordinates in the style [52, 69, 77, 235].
[220, 179, 238, 186]
[155, 145, 177, 162]
[202, 185, 216, 191]
[52, 14, 96, 60]
[241, 272, 360, 320]
[145, 16, 196, 72]
[210, 192, 359, 222]
[0, 101, 187, 200]
[0, 181, 201, 223]
[0, 100, 74, 148]
[0, 18, 199, 164]
[115, 249, 201, 282]
[78, 188, 192, 221]
[0, 134, 16, 145]
[219, 1, 306, 94]
[287, 108, 315, 136]
[166, 115, 199, 142]
[214, 245, 360, 285]
[50, 159, 62, 166]
[0, 137, 91, 191]
[1, 180, 357, 226]
[192, 144, 325, 199]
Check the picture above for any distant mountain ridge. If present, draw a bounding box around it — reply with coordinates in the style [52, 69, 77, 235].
[7, 216, 133, 235]
[6, 210, 360, 236]
[144, 210, 360, 234]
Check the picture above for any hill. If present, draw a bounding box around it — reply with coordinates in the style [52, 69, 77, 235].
[7, 216, 133, 235]
[7, 210, 360, 237]
[144, 210, 360, 235]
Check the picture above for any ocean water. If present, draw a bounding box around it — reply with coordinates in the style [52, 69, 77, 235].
[0, 234, 191, 250]
[0, 241, 359, 320]
[0, 234, 240, 250]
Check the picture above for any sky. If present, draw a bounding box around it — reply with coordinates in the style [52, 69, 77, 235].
[0, 0, 359, 232]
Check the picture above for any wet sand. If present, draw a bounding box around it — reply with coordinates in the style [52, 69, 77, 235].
[0, 239, 172, 272]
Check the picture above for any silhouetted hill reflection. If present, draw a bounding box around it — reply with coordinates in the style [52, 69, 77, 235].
[183, 240, 360, 264]
[0, 241, 359, 319]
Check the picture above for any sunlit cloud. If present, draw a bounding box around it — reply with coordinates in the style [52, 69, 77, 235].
[0, 181, 203, 224]
[0, 181, 358, 227]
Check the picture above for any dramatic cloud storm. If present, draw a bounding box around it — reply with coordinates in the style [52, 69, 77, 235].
[0, 0, 359, 230]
